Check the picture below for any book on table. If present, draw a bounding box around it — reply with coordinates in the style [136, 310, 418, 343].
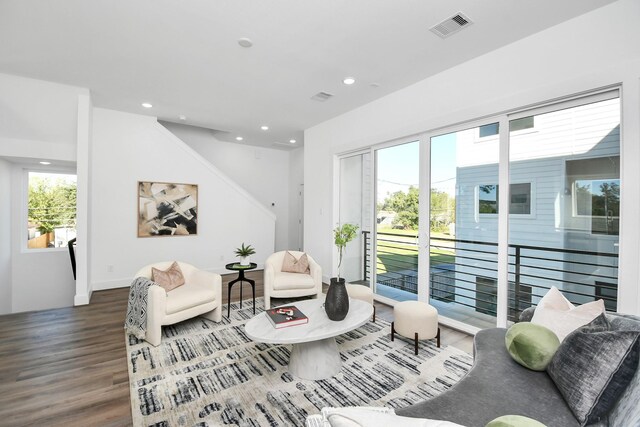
[266, 305, 308, 329]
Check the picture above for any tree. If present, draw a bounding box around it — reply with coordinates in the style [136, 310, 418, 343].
[430, 189, 455, 232]
[28, 176, 77, 237]
[382, 186, 420, 230]
[380, 186, 456, 232]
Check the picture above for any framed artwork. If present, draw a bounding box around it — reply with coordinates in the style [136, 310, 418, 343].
[138, 181, 198, 237]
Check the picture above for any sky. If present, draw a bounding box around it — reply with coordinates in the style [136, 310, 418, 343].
[376, 133, 458, 203]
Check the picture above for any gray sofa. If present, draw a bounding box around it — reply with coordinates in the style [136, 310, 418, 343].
[396, 311, 640, 427]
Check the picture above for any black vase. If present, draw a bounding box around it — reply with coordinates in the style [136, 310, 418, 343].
[325, 277, 349, 321]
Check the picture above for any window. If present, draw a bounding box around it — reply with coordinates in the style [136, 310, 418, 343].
[27, 171, 77, 249]
[475, 277, 497, 316]
[595, 281, 617, 312]
[479, 122, 499, 138]
[567, 156, 620, 235]
[509, 116, 534, 132]
[478, 183, 531, 215]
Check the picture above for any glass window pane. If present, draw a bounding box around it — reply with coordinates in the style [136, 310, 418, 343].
[375, 141, 420, 302]
[27, 172, 77, 249]
[508, 96, 620, 321]
[430, 125, 498, 328]
[479, 123, 499, 138]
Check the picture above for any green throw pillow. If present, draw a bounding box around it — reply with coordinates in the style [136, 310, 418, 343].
[486, 415, 547, 427]
[505, 322, 560, 371]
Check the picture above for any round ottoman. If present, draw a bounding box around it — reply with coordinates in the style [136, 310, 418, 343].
[392, 300, 440, 355]
[346, 284, 375, 322]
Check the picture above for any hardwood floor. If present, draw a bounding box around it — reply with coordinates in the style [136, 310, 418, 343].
[0, 271, 473, 426]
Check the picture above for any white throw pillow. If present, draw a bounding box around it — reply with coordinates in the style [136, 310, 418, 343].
[531, 286, 605, 342]
[308, 407, 465, 427]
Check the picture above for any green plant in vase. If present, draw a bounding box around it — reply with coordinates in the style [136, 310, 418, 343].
[334, 223, 359, 281]
[326, 223, 359, 321]
[234, 243, 256, 266]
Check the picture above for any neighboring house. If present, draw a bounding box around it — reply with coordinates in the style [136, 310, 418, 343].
[453, 96, 620, 318]
[376, 210, 397, 227]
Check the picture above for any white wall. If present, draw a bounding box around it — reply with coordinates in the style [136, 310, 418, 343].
[0, 158, 12, 314]
[289, 147, 304, 250]
[0, 73, 86, 313]
[304, 0, 640, 314]
[0, 72, 85, 162]
[9, 164, 77, 312]
[162, 122, 291, 252]
[90, 109, 276, 290]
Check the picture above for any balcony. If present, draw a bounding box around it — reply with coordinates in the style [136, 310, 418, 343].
[362, 230, 618, 329]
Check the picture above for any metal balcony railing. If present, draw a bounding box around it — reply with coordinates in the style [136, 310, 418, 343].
[362, 230, 618, 322]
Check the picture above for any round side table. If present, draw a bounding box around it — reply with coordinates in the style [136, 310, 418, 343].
[225, 262, 257, 318]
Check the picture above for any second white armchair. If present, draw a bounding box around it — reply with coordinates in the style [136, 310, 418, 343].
[263, 251, 322, 309]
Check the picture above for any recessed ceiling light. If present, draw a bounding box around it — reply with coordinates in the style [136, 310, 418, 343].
[141, 102, 153, 108]
[178, 115, 187, 121]
[289, 139, 296, 144]
[238, 38, 253, 48]
[236, 136, 244, 141]
[261, 125, 269, 131]
[39, 161, 51, 165]
[343, 77, 356, 85]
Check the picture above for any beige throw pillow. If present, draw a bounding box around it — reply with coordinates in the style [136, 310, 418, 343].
[531, 286, 604, 342]
[281, 251, 310, 274]
[151, 261, 186, 292]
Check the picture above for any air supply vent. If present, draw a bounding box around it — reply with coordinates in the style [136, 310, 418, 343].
[311, 91, 333, 102]
[430, 12, 472, 39]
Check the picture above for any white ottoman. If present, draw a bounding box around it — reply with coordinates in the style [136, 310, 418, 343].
[392, 300, 440, 355]
[346, 283, 375, 322]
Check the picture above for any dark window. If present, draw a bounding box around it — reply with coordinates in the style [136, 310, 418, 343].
[595, 281, 617, 312]
[479, 183, 531, 215]
[479, 122, 499, 138]
[475, 277, 497, 316]
[509, 116, 534, 132]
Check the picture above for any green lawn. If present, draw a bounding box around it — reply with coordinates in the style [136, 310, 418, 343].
[375, 232, 455, 274]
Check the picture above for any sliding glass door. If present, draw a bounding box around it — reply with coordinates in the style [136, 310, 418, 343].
[507, 93, 620, 320]
[374, 140, 420, 302]
[338, 152, 371, 284]
[336, 89, 621, 329]
[429, 123, 499, 328]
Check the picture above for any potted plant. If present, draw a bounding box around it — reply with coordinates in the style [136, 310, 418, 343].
[234, 243, 256, 266]
[325, 223, 359, 321]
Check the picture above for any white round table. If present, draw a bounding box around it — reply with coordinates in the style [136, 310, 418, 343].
[244, 297, 373, 380]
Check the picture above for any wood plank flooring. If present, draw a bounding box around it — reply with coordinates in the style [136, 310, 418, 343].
[0, 271, 473, 426]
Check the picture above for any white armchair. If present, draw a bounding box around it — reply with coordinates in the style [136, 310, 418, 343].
[264, 251, 323, 309]
[135, 261, 222, 346]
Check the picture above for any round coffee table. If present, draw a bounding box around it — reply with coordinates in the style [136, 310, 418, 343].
[244, 297, 373, 380]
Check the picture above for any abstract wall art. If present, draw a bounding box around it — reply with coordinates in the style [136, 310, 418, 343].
[138, 181, 198, 237]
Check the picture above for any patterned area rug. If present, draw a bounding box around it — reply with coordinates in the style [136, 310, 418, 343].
[126, 298, 473, 427]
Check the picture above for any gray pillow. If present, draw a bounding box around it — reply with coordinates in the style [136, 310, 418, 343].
[547, 314, 639, 426]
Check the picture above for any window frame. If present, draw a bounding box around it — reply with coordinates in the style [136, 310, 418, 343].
[23, 167, 78, 253]
[476, 181, 536, 218]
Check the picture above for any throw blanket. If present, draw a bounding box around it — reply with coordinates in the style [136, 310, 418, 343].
[124, 277, 158, 339]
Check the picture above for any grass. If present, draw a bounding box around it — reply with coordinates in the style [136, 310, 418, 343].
[375, 229, 455, 274]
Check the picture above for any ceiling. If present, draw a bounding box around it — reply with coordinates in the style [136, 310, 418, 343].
[0, 0, 616, 150]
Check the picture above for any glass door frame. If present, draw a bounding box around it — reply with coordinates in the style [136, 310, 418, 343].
[372, 136, 424, 306]
[421, 88, 621, 330]
[421, 116, 504, 332]
[335, 149, 372, 285]
[334, 86, 622, 331]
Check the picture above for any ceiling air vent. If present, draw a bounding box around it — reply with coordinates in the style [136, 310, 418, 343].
[311, 91, 333, 102]
[430, 12, 472, 39]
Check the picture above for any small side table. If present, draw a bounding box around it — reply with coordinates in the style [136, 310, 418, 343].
[225, 262, 257, 318]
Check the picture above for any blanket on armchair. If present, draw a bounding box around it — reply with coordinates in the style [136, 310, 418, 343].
[124, 277, 158, 339]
